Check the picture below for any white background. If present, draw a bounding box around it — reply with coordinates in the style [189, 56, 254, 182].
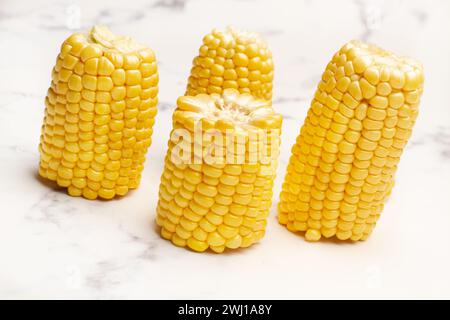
[0, 0, 449, 299]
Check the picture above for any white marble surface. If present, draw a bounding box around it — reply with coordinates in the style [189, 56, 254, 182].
[1, 0, 449, 299]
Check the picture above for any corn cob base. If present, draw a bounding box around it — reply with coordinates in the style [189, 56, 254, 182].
[38, 26, 158, 200]
[186, 27, 274, 101]
[156, 89, 282, 253]
[278, 41, 424, 242]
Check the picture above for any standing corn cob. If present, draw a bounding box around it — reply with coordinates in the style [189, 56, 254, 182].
[156, 89, 282, 252]
[38, 26, 159, 200]
[186, 27, 274, 101]
[278, 40, 424, 241]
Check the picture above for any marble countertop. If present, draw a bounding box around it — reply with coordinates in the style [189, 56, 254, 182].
[1, 0, 449, 299]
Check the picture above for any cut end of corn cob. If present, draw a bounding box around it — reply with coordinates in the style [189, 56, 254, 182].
[88, 25, 147, 53]
[186, 26, 274, 101]
[278, 40, 424, 242]
[38, 25, 159, 200]
[176, 88, 282, 131]
[156, 89, 282, 253]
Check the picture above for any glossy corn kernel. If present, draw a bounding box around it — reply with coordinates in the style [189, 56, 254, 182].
[186, 27, 274, 101]
[38, 26, 159, 200]
[156, 89, 282, 253]
[278, 40, 424, 242]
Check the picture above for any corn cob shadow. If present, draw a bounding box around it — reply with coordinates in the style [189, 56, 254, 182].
[38, 26, 159, 200]
[278, 40, 424, 242]
[34, 170, 65, 192]
[276, 218, 367, 245]
[34, 170, 136, 202]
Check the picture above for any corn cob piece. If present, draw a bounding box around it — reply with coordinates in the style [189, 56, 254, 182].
[156, 88, 282, 252]
[186, 27, 274, 101]
[278, 40, 424, 242]
[38, 26, 159, 200]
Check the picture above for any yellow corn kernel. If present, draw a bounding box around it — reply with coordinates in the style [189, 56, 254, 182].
[186, 27, 274, 101]
[156, 89, 282, 252]
[278, 40, 424, 242]
[38, 25, 159, 200]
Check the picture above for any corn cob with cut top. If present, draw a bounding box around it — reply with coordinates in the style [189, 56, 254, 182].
[38, 26, 159, 200]
[278, 40, 424, 241]
[156, 89, 282, 252]
[186, 27, 274, 101]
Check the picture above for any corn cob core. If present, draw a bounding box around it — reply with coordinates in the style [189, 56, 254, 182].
[156, 89, 282, 253]
[278, 40, 424, 242]
[38, 26, 159, 200]
[186, 27, 274, 101]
